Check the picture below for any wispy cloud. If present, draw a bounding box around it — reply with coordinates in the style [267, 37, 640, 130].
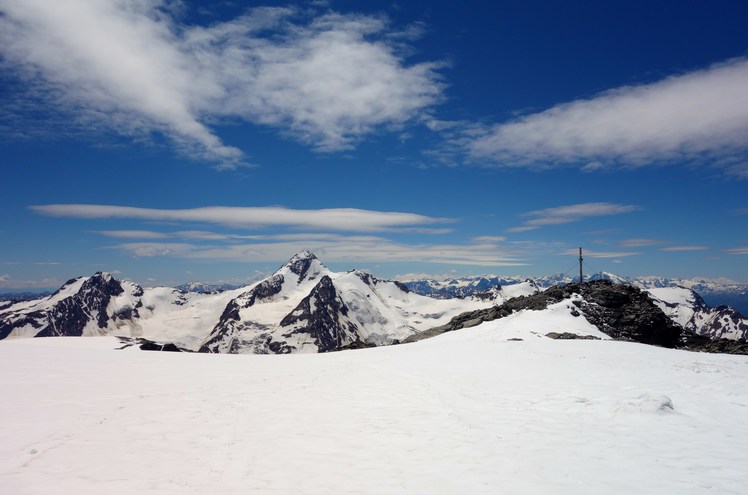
[558, 248, 640, 258]
[466, 58, 748, 174]
[0, 274, 64, 289]
[94, 230, 172, 240]
[725, 246, 748, 255]
[113, 235, 527, 267]
[508, 202, 639, 233]
[31, 204, 454, 233]
[659, 246, 708, 252]
[0, 1, 443, 165]
[471, 235, 507, 243]
[619, 238, 665, 248]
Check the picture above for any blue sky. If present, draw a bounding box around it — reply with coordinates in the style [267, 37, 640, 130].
[1, 0, 748, 289]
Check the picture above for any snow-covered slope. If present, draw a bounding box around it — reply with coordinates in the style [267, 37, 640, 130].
[2, 316, 747, 494]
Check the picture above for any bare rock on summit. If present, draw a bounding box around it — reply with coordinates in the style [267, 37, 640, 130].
[410, 281, 684, 348]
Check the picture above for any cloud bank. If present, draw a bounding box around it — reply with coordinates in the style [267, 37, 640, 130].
[509, 202, 639, 233]
[112, 235, 526, 267]
[0, 1, 443, 165]
[31, 204, 453, 233]
[558, 248, 639, 259]
[468, 58, 748, 173]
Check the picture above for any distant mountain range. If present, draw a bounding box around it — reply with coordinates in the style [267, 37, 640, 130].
[1, 254, 745, 352]
[400, 272, 748, 315]
[174, 281, 240, 294]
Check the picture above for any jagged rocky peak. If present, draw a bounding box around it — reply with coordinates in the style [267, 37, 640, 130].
[49, 271, 123, 300]
[84, 271, 122, 292]
[279, 250, 328, 283]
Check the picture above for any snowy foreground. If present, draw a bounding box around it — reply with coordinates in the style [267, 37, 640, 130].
[2, 311, 748, 494]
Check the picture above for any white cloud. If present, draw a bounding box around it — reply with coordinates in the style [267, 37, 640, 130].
[508, 202, 639, 233]
[659, 246, 708, 252]
[31, 204, 454, 233]
[0, 275, 64, 289]
[619, 238, 664, 248]
[471, 236, 507, 243]
[467, 58, 748, 172]
[558, 248, 640, 258]
[94, 230, 171, 239]
[0, 1, 443, 165]
[118, 242, 195, 258]
[724, 246, 748, 255]
[114, 236, 527, 267]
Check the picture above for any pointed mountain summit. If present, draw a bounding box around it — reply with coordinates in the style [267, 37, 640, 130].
[278, 250, 328, 283]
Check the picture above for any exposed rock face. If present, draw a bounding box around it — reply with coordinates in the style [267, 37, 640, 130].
[408, 280, 742, 352]
[565, 283, 682, 347]
[546, 332, 601, 340]
[280, 275, 363, 352]
[286, 250, 322, 283]
[700, 305, 748, 340]
[116, 337, 189, 352]
[241, 274, 285, 309]
[680, 334, 748, 354]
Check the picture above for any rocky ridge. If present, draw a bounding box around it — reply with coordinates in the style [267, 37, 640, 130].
[407, 280, 747, 354]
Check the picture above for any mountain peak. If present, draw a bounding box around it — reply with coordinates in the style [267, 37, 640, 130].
[92, 271, 114, 283]
[288, 250, 317, 263]
[278, 250, 327, 283]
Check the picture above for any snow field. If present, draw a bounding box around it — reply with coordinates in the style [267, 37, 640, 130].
[1, 317, 747, 494]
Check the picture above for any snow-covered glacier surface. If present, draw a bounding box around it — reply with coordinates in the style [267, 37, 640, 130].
[1, 313, 747, 494]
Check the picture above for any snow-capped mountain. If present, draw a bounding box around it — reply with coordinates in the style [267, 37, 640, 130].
[403, 271, 748, 317]
[631, 276, 748, 314]
[0, 251, 506, 354]
[401, 276, 533, 299]
[3, 254, 745, 353]
[646, 287, 748, 341]
[198, 251, 502, 354]
[0, 272, 146, 340]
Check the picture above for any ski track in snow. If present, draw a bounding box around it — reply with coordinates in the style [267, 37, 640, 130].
[1, 326, 747, 494]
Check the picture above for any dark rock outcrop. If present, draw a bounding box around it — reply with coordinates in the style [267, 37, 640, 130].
[407, 281, 721, 351]
[116, 337, 189, 352]
[546, 332, 601, 340]
[286, 250, 320, 283]
[280, 275, 363, 352]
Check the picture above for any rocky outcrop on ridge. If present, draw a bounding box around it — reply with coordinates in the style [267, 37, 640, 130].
[408, 280, 745, 353]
